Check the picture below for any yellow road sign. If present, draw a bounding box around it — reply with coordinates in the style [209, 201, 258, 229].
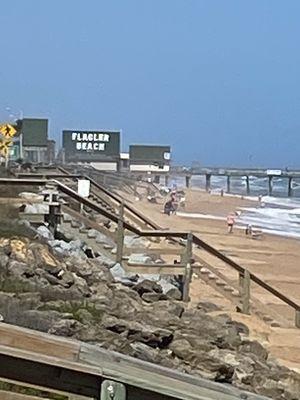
[0, 124, 17, 138]
[0, 138, 12, 157]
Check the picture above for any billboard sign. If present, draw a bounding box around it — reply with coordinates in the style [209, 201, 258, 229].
[129, 145, 171, 165]
[22, 118, 48, 147]
[63, 130, 120, 162]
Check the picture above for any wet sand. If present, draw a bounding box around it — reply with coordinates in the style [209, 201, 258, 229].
[123, 188, 300, 370]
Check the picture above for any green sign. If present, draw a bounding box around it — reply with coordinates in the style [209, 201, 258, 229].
[129, 145, 171, 164]
[63, 130, 120, 162]
[22, 118, 48, 147]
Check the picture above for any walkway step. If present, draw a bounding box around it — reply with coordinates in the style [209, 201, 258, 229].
[208, 273, 216, 280]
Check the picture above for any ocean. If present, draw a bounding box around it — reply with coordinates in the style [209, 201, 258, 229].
[170, 175, 300, 239]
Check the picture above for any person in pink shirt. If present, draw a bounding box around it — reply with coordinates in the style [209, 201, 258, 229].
[226, 212, 236, 234]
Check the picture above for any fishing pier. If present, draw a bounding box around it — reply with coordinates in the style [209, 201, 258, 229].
[172, 167, 300, 197]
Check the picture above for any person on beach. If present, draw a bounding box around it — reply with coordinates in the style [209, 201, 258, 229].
[245, 224, 253, 236]
[226, 212, 236, 233]
[164, 199, 176, 215]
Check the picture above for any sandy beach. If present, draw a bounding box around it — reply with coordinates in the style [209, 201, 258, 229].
[124, 187, 300, 370]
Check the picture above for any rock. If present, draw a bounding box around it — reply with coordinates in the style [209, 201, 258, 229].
[152, 300, 185, 318]
[0, 254, 9, 269]
[75, 309, 94, 324]
[169, 339, 193, 359]
[166, 287, 182, 300]
[36, 226, 54, 240]
[97, 255, 115, 268]
[110, 263, 138, 285]
[24, 203, 49, 214]
[197, 301, 223, 313]
[12, 310, 63, 332]
[128, 254, 152, 264]
[59, 271, 75, 288]
[130, 342, 162, 363]
[19, 192, 44, 202]
[158, 278, 180, 295]
[141, 292, 167, 303]
[101, 314, 173, 349]
[48, 319, 84, 337]
[134, 280, 163, 296]
[0, 243, 12, 256]
[181, 309, 242, 350]
[239, 340, 268, 361]
[7, 260, 28, 277]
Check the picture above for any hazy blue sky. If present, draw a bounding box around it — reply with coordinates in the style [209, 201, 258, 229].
[1, 1, 300, 167]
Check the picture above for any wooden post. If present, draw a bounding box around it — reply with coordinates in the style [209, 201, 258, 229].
[182, 232, 193, 302]
[295, 310, 300, 328]
[268, 176, 273, 196]
[165, 175, 169, 187]
[239, 270, 250, 314]
[205, 174, 211, 192]
[133, 182, 138, 197]
[226, 175, 231, 193]
[116, 202, 124, 264]
[246, 176, 250, 195]
[288, 177, 293, 197]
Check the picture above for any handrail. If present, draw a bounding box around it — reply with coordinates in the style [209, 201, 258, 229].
[1, 176, 299, 315]
[191, 235, 300, 311]
[15, 171, 160, 230]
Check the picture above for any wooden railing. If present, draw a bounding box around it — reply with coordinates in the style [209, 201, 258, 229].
[1, 176, 300, 328]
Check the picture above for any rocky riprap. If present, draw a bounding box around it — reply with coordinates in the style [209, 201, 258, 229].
[0, 236, 300, 400]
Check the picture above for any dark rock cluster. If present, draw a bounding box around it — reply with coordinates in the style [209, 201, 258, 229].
[0, 237, 299, 399]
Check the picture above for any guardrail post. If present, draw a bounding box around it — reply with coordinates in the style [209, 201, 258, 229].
[295, 310, 300, 328]
[116, 202, 124, 264]
[101, 380, 126, 400]
[182, 232, 193, 302]
[239, 270, 250, 314]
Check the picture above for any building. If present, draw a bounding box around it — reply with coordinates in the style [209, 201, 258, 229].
[46, 140, 56, 164]
[8, 118, 50, 163]
[129, 145, 171, 173]
[62, 129, 121, 171]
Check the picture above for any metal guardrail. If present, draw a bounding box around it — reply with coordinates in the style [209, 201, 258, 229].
[1, 176, 299, 327]
[0, 322, 271, 400]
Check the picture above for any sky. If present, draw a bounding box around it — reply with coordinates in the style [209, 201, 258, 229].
[0, 0, 300, 167]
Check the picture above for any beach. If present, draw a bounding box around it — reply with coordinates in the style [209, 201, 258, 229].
[126, 187, 300, 370]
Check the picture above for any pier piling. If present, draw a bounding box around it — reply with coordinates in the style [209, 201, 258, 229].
[226, 176, 231, 193]
[268, 176, 273, 196]
[185, 175, 190, 188]
[288, 177, 293, 197]
[246, 176, 250, 195]
[205, 174, 211, 192]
